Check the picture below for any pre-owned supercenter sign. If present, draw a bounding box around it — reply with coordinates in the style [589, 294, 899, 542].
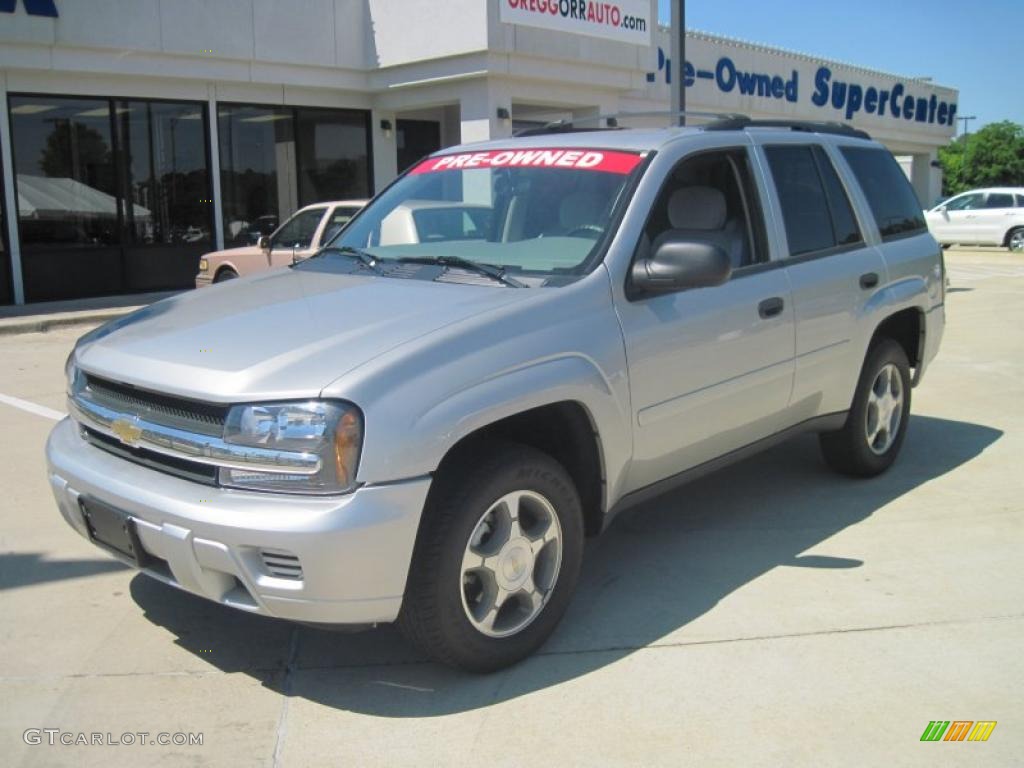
[500, 0, 652, 46]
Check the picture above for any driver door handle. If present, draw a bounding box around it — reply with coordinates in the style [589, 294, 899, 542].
[758, 297, 785, 319]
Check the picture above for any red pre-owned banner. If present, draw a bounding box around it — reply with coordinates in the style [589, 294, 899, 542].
[410, 149, 644, 176]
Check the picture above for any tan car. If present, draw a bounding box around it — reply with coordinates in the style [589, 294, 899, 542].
[196, 200, 367, 286]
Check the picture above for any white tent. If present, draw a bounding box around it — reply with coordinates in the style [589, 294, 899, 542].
[16, 174, 151, 220]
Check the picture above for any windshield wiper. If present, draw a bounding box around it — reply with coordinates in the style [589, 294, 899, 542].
[315, 246, 383, 273]
[397, 255, 525, 288]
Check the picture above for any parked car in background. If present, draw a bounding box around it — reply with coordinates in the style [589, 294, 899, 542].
[196, 200, 367, 286]
[925, 188, 1024, 251]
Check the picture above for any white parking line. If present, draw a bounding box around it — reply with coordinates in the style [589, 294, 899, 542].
[0, 392, 65, 421]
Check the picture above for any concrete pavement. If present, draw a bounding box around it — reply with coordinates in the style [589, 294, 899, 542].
[0, 248, 1020, 766]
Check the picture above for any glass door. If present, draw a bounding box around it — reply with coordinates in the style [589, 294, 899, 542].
[8, 95, 124, 302]
[114, 100, 214, 291]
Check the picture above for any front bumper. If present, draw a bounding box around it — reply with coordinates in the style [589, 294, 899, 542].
[46, 417, 431, 625]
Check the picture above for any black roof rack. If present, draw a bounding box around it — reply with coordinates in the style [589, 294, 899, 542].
[704, 117, 871, 140]
[514, 123, 620, 137]
[509, 112, 872, 140]
[513, 109, 744, 137]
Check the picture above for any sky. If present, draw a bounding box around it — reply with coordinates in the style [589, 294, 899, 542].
[657, 0, 1021, 132]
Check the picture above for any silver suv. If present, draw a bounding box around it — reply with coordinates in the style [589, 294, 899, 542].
[47, 119, 945, 671]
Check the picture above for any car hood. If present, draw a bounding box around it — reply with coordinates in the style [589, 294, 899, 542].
[74, 268, 535, 402]
[203, 245, 263, 261]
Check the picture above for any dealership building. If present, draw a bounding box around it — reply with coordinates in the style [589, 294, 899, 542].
[0, 0, 959, 305]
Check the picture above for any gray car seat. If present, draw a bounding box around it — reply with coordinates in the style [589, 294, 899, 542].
[656, 186, 748, 268]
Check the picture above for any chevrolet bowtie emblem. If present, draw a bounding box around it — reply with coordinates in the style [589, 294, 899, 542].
[112, 417, 143, 447]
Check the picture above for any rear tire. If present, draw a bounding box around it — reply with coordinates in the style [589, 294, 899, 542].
[214, 268, 238, 283]
[819, 339, 912, 477]
[398, 442, 584, 672]
[1007, 227, 1024, 253]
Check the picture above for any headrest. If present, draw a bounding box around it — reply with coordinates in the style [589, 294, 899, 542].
[559, 192, 604, 231]
[667, 186, 727, 230]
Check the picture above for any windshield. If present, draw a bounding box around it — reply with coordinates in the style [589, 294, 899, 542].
[324, 148, 644, 279]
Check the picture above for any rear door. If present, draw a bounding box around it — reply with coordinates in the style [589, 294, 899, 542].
[615, 143, 796, 491]
[756, 141, 886, 419]
[976, 192, 1017, 245]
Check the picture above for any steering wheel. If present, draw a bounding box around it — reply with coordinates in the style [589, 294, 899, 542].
[565, 224, 605, 238]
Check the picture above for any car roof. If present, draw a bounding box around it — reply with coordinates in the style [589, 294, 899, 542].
[298, 200, 368, 211]
[431, 124, 880, 157]
[396, 200, 491, 212]
[953, 188, 1024, 194]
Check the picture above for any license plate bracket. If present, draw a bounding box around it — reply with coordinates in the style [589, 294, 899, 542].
[79, 497, 149, 567]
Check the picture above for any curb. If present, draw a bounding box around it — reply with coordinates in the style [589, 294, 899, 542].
[0, 308, 139, 337]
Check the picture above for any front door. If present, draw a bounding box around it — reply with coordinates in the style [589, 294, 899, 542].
[615, 146, 796, 491]
[268, 206, 327, 267]
[938, 191, 985, 242]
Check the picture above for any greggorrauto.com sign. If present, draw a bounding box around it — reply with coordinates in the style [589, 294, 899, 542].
[500, 0, 652, 45]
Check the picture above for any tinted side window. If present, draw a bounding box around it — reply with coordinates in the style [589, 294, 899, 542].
[813, 146, 863, 247]
[840, 147, 927, 240]
[1016, 195, 1024, 208]
[985, 193, 1014, 209]
[946, 193, 983, 211]
[765, 146, 835, 256]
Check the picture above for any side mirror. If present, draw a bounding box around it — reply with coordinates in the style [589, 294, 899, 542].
[630, 238, 732, 297]
[257, 235, 270, 251]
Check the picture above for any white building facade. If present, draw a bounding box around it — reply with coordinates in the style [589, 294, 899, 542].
[0, 0, 958, 304]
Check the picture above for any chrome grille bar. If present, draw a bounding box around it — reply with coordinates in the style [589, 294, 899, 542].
[69, 395, 321, 476]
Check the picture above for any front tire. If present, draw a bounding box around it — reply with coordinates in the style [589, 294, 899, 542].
[819, 339, 912, 477]
[398, 442, 584, 672]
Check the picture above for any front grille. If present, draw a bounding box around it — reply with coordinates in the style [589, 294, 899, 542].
[84, 374, 228, 437]
[83, 427, 218, 486]
[259, 549, 303, 580]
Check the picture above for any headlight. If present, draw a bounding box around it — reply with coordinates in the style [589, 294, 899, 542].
[220, 401, 362, 495]
[198, 258, 209, 273]
[64, 353, 85, 397]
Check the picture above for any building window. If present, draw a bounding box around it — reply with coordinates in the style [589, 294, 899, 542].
[218, 104, 371, 247]
[116, 100, 213, 247]
[8, 94, 213, 302]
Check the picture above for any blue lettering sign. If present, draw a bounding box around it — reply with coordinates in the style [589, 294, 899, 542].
[0, 0, 58, 17]
[646, 51, 957, 127]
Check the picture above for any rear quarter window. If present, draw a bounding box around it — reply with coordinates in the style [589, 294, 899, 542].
[840, 147, 927, 241]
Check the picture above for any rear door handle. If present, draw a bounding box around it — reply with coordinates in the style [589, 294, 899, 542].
[758, 297, 784, 319]
[860, 272, 879, 289]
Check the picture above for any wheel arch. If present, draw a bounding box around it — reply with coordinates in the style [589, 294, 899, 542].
[870, 306, 924, 373]
[213, 263, 239, 280]
[431, 400, 608, 537]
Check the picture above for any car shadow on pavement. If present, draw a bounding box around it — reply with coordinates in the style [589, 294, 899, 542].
[0, 552, 128, 590]
[130, 414, 1001, 716]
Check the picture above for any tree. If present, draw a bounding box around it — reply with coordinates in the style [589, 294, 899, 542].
[39, 120, 112, 182]
[939, 121, 1024, 196]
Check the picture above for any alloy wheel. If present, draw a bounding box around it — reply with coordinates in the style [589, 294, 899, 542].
[865, 362, 904, 455]
[459, 490, 563, 638]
